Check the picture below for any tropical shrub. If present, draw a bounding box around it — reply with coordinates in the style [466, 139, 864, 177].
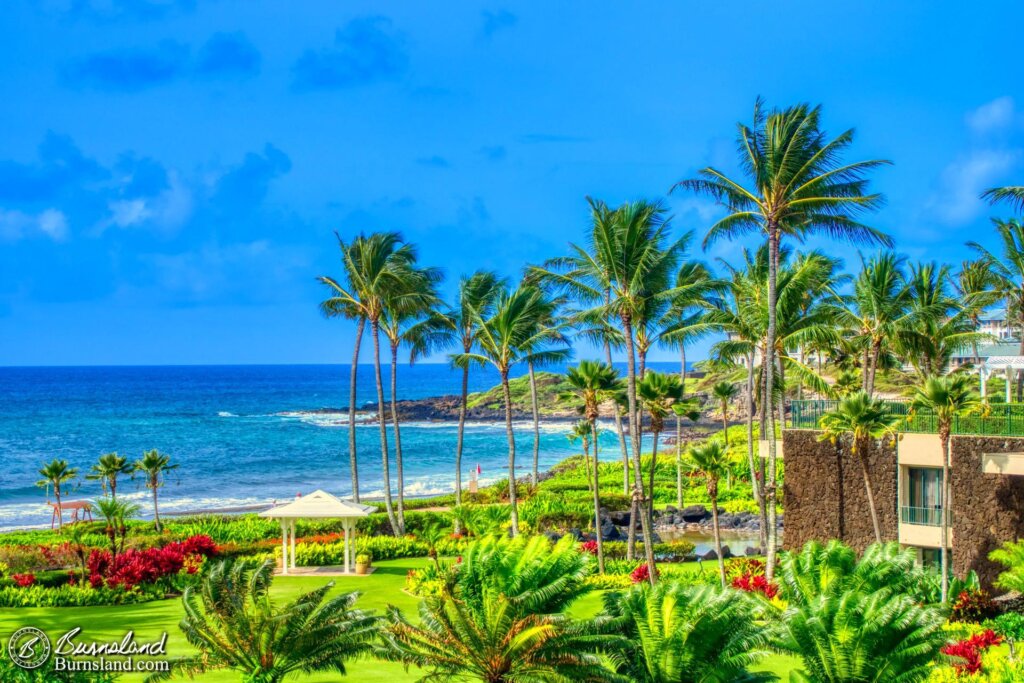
[950, 587, 998, 623]
[601, 582, 777, 682]
[87, 535, 215, 590]
[940, 629, 1002, 675]
[630, 563, 652, 584]
[986, 611, 1024, 660]
[377, 535, 618, 682]
[990, 539, 1024, 594]
[159, 558, 380, 682]
[0, 583, 163, 607]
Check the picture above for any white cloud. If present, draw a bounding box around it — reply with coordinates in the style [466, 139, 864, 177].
[103, 170, 192, 234]
[928, 148, 1019, 224]
[966, 96, 1016, 135]
[0, 207, 69, 242]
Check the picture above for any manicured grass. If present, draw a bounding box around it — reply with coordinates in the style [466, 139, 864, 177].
[0, 557, 801, 681]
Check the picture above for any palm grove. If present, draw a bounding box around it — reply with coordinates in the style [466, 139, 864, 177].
[318, 98, 1024, 584]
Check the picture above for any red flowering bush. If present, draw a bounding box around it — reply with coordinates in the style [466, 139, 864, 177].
[951, 588, 997, 623]
[942, 629, 1003, 675]
[630, 563, 652, 584]
[732, 572, 780, 599]
[12, 572, 36, 587]
[87, 535, 218, 590]
[579, 540, 598, 556]
[725, 558, 767, 583]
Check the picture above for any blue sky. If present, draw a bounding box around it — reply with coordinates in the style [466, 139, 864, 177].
[1, 1, 1023, 366]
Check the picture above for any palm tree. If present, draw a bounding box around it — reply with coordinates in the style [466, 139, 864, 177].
[564, 360, 622, 573]
[910, 374, 980, 602]
[381, 264, 444, 534]
[94, 497, 140, 561]
[968, 219, 1024, 400]
[687, 441, 732, 587]
[318, 231, 419, 535]
[956, 259, 998, 365]
[983, 185, 1024, 212]
[377, 535, 621, 683]
[602, 582, 776, 683]
[675, 99, 891, 580]
[567, 419, 594, 493]
[711, 381, 739, 445]
[86, 452, 133, 500]
[149, 558, 380, 683]
[523, 288, 570, 489]
[817, 393, 902, 544]
[443, 272, 505, 513]
[775, 541, 948, 683]
[37, 459, 78, 531]
[134, 449, 178, 532]
[637, 372, 697, 529]
[455, 284, 570, 535]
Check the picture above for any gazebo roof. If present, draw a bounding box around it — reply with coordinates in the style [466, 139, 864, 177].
[983, 355, 1024, 370]
[259, 490, 375, 519]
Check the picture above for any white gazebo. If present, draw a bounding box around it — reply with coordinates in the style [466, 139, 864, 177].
[979, 356, 1024, 402]
[259, 490, 374, 575]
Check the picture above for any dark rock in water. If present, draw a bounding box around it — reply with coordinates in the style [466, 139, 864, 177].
[700, 549, 719, 561]
[600, 522, 620, 540]
[745, 546, 762, 556]
[607, 510, 630, 525]
[721, 545, 733, 559]
[664, 504, 678, 514]
[680, 505, 709, 523]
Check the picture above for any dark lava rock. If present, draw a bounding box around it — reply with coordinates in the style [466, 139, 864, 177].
[680, 505, 709, 523]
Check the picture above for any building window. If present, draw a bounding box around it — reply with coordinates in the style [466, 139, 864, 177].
[906, 467, 943, 526]
[920, 547, 942, 568]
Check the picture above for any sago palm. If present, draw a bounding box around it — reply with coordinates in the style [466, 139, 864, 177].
[817, 392, 901, 544]
[37, 458, 78, 531]
[775, 541, 948, 683]
[687, 441, 731, 587]
[134, 449, 177, 531]
[87, 452, 134, 500]
[455, 284, 570, 535]
[564, 359, 622, 573]
[675, 99, 891, 579]
[911, 374, 980, 602]
[601, 582, 777, 683]
[148, 558, 380, 683]
[377, 535, 621, 683]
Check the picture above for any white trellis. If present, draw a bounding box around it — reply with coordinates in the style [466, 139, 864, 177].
[259, 490, 373, 575]
[979, 356, 1024, 402]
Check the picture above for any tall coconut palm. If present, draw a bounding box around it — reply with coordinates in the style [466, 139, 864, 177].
[675, 99, 891, 579]
[817, 393, 902, 544]
[86, 452, 133, 500]
[968, 219, 1024, 400]
[564, 360, 622, 573]
[37, 459, 78, 531]
[432, 271, 506, 515]
[377, 535, 623, 683]
[637, 372, 697, 528]
[602, 582, 776, 683]
[956, 259, 998, 365]
[711, 382, 739, 445]
[381, 264, 444, 534]
[983, 185, 1024, 212]
[567, 419, 594, 493]
[151, 558, 380, 683]
[134, 449, 178, 532]
[318, 231, 418, 535]
[910, 374, 980, 602]
[687, 441, 732, 587]
[455, 284, 571, 535]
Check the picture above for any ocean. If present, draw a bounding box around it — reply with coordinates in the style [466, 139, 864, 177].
[0, 363, 683, 531]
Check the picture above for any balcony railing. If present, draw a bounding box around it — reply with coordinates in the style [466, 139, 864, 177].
[900, 506, 947, 527]
[789, 399, 1024, 437]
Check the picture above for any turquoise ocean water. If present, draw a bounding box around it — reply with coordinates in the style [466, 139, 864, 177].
[0, 363, 678, 530]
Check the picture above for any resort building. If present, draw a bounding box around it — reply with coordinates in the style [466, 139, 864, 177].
[783, 399, 1024, 588]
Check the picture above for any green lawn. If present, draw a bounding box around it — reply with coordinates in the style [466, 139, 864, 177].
[0, 557, 801, 681]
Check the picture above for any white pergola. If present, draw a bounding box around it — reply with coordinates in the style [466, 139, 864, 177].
[259, 490, 374, 575]
[980, 356, 1024, 402]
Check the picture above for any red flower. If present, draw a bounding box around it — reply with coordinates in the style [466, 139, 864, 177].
[630, 564, 653, 584]
[941, 629, 1003, 675]
[731, 572, 779, 599]
[12, 572, 35, 587]
[579, 540, 598, 556]
[87, 535, 218, 589]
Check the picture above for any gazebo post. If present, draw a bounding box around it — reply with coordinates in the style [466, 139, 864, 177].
[344, 519, 351, 574]
[290, 519, 297, 572]
[280, 519, 288, 575]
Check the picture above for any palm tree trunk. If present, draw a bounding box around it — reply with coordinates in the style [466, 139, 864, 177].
[764, 226, 780, 581]
[348, 317, 365, 502]
[152, 482, 161, 532]
[677, 347, 685, 509]
[528, 361, 540, 489]
[623, 314, 657, 584]
[940, 426, 951, 602]
[110, 478, 117, 501]
[647, 427, 660, 523]
[745, 353, 767, 552]
[721, 404, 729, 446]
[389, 342, 405, 535]
[501, 369, 519, 536]
[867, 339, 882, 397]
[710, 486, 725, 587]
[857, 438, 883, 544]
[591, 419, 605, 573]
[54, 483, 63, 531]
[602, 315, 630, 496]
[455, 349, 470, 531]
[370, 319, 400, 536]
[583, 437, 593, 493]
